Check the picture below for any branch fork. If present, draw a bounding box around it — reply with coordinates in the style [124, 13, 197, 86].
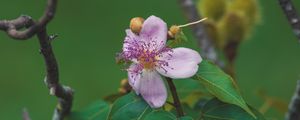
[0, 0, 73, 120]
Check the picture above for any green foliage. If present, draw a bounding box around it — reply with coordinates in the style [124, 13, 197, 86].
[67, 100, 110, 120]
[174, 79, 206, 99]
[108, 92, 153, 120]
[171, 78, 210, 110]
[143, 110, 176, 120]
[179, 116, 194, 120]
[67, 60, 267, 120]
[192, 60, 256, 118]
[201, 98, 265, 120]
[182, 103, 201, 119]
[143, 110, 194, 120]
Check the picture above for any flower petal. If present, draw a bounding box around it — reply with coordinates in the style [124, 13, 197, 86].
[123, 29, 138, 51]
[139, 70, 167, 108]
[122, 29, 142, 61]
[156, 47, 202, 79]
[140, 15, 167, 51]
[127, 63, 143, 94]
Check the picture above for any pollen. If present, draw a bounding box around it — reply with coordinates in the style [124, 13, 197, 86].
[138, 50, 157, 70]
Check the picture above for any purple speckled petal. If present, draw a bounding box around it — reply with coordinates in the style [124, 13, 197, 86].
[127, 63, 143, 94]
[156, 47, 202, 79]
[139, 70, 167, 108]
[122, 29, 138, 53]
[140, 15, 168, 51]
[122, 29, 143, 61]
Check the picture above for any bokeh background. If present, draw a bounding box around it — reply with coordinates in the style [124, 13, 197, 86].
[1, 0, 300, 119]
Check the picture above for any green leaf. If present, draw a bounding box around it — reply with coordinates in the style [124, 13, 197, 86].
[143, 110, 177, 120]
[67, 100, 110, 120]
[182, 103, 201, 119]
[170, 103, 200, 120]
[192, 60, 256, 118]
[108, 92, 153, 120]
[201, 98, 265, 120]
[174, 79, 206, 99]
[172, 79, 210, 108]
[143, 110, 194, 120]
[180, 116, 194, 120]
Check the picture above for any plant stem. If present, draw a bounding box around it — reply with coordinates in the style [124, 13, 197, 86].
[165, 77, 184, 117]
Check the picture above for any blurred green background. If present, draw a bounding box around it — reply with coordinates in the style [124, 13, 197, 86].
[1, 0, 300, 119]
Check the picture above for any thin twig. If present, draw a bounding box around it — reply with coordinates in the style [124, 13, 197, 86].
[0, 0, 73, 120]
[166, 77, 184, 117]
[38, 28, 74, 120]
[278, 1, 300, 119]
[286, 80, 300, 120]
[166, 101, 176, 107]
[178, 0, 224, 68]
[278, 0, 300, 43]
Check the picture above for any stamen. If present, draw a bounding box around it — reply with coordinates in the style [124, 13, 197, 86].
[122, 32, 175, 73]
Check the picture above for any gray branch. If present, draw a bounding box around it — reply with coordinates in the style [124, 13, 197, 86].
[279, 1, 300, 119]
[286, 80, 300, 120]
[178, 0, 224, 67]
[0, 0, 73, 120]
[279, 0, 300, 43]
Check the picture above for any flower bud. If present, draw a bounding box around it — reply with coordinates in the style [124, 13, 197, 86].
[217, 12, 247, 44]
[118, 79, 131, 94]
[168, 25, 180, 38]
[197, 0, 226, 21]
[229, 0, 260, 25]
[130, 17, 144, 34]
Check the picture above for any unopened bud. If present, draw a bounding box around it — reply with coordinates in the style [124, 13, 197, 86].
[217, 12, 247, 44]
[119, 79, 132, 94]
[120, 79, 128, 86]
[229, 0, 260, 25]
[198, 0, 226, 21]
[130, 17, 144, 34]
[168, 25, 180, 38]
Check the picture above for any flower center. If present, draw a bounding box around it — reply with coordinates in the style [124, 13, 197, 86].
[138, 50, 158, 70]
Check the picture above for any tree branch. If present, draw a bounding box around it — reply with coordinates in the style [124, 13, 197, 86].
[278, 0, 300, 42]
[38, 28, 74, 120]
[0, 0, 73, 120]
[286, 80, 300, 120]
[178, 0, 224, 68]
[278, 1, 300, 119]
[0, 0, 57, 40]
[166, 77, 184, 117]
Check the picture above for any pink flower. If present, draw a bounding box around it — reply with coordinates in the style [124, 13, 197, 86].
[122, 16, 202, 108]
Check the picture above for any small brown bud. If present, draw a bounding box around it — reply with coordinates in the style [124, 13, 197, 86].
[118, 79, 132, 94]
[120, 79, 128, 86]
[168, 25, 180, 38]
[130, 17, 144, 34]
